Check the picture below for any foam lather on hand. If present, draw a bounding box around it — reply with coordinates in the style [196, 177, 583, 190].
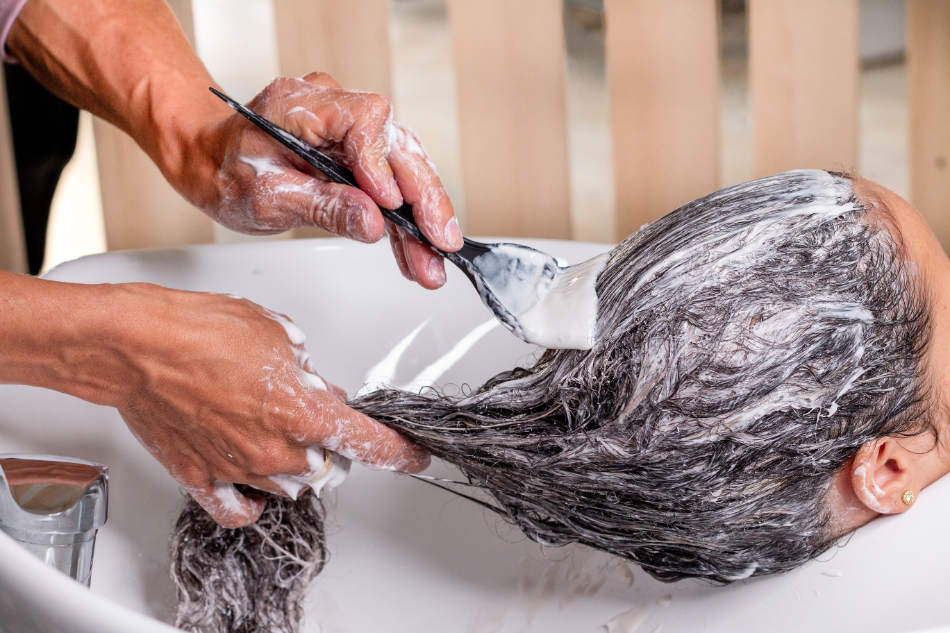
[268, 448, 351, 499]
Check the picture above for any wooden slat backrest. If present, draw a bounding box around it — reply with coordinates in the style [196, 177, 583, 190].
[0, 70, 27, 273]
[92, 0, 213, 251]
[447, 0, 571, 239]
[273, 0, 392, 95]
[273, 0, 393, 239]
[9, 2, 947, 255]
[605, 0, 720, 239]
[908, 0, 950, 250]
[749, 0, 860, 177]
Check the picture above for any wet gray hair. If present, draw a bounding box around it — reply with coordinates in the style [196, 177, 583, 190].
[171, 170, 932, 631]
[171, 489, 326, 632]
[353, 169, 932, 582]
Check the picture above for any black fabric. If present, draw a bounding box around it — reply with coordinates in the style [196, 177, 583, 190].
[4, 62, 79, 274]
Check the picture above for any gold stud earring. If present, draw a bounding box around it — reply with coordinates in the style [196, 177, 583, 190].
[901, 490, 915, 506]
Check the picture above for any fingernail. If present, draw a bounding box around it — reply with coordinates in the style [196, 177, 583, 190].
[404, 445, 430, 472]
[414, 446, 431, 470]
[350, 207, 374, 243]
[396, 231, 416, 281]
[428, 255, 446, 287]
[387, 178, 403, 208]
[443, 217, 463, 250]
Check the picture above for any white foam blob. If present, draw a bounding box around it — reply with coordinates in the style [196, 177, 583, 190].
[237, 155, 286, 177]
[517, 253, 610, 350]
[267, 447, 351, 499]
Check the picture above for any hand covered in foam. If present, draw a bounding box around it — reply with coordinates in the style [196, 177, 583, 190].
[181, 72, 462, 289]
[109, 284, 429, 528]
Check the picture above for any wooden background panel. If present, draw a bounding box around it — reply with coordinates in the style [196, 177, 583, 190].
[273, 0, 392, 94]
[93, 0, 213, 250]
[0, 71, 27, 273]
[93, 118, 214, 250]
[273, 0, 392, 239]
[749, 0, 859, 177]
[448, 0, 571, 238]
[908, 0, 950, 251]
[605, 0, 720, 239]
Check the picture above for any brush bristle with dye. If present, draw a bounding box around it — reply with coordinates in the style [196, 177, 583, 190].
[470, 244, 610, 350]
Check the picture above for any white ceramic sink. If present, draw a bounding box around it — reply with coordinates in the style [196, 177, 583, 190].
[1, 238, 949, 633]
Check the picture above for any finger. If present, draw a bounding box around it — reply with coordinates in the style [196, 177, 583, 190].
[387, 224, 413, 281]
[191, 432, 311, 499]
[340, 93, 403, 210]
[300, 71, 342, 90]
[299, 395, 429, 473]
[251, 445, 333, 499]
[398, 227, 445, 290]
[255, 78, 399, 209]
[245, 473, 304, 499]
[185, 480, 266, 529]
[388, 124, 461, 252]
[270, 170, 384, 242]
[240, 439, 313, 480]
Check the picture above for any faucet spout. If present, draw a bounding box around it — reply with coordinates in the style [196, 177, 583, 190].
[0, 454, 109, 586]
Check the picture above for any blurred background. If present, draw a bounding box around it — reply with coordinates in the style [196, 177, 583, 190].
[0, 0, 947, 275]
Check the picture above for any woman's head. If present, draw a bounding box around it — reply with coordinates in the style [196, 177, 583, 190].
[353, 169, 939, 582]
[172, 170, 950, 632]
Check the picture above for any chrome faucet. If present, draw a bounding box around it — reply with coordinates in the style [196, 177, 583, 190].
[0, 454, 109, 586]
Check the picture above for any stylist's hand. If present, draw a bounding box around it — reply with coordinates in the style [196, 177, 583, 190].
[180, 73, 461, 290]
[111, 284, 428, 528]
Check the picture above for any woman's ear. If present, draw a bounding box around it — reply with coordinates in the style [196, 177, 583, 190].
[850, 437, 928, 514]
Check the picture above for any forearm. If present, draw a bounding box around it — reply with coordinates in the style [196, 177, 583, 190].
[0, 270, 133, 406]
[5, 0, 461, 288]
[5, 0, 226, 189]
[0, 270, 429, 527]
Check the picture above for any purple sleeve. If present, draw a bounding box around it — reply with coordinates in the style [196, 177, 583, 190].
[1, 0, 29, 62]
